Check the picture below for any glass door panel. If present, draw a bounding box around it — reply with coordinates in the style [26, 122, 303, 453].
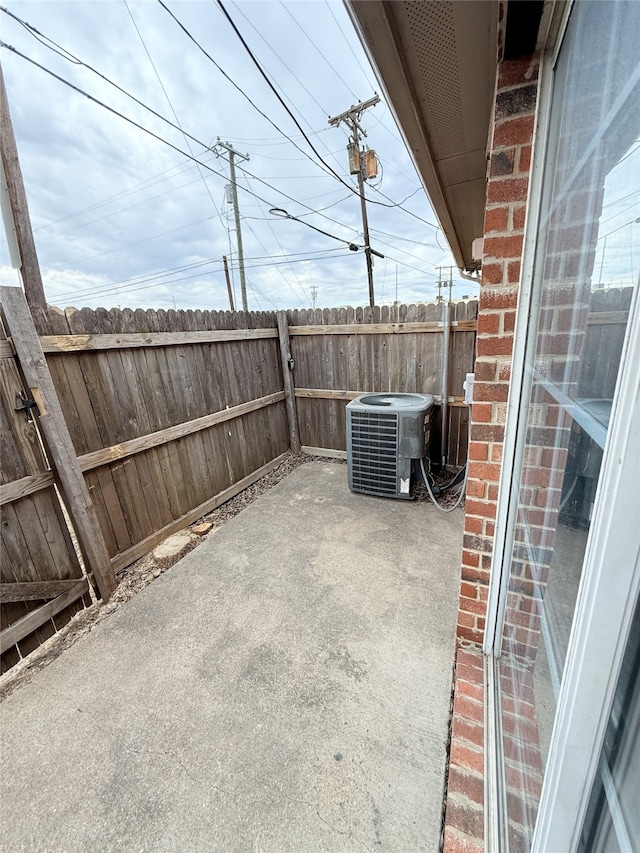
[496, 1, 640, 848]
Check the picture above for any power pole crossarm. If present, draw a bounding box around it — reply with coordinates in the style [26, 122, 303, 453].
[328, 95, 380, 132]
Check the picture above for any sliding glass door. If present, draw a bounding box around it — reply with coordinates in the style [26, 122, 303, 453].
[488, 1, 640, 849]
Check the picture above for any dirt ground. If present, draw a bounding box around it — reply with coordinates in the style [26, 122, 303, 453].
[0, 452, 463, 702]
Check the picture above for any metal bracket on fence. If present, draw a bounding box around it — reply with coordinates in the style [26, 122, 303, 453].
[15, 392, 37, 420]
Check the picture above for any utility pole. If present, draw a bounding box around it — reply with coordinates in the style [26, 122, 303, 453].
[222, 255, 235, 311]
[0, 64, 47, 311]
[436, 266, 454, 303]
[214, 139, 249, 311]
[310, 286, 318, 309]
[329, 96, 383, 308]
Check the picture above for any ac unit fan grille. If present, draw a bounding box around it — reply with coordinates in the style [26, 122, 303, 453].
[349, 410, 399, 497]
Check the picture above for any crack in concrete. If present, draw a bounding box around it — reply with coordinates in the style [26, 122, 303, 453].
[288, 797, 371, 851]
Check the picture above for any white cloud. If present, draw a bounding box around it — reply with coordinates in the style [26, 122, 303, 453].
[1, 0, 475, 313]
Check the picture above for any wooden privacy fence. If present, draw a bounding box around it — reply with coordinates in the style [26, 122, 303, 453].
[1, 290, 119, 672]
[29, 301, 291, 575]
[0, 288, 630, 672]
[1, 293, 477, 672]
[577, 287, 634, 400]
[286, 300, 478, 467]
[1, 291, 290, 671]
[1, 309, 92, 672]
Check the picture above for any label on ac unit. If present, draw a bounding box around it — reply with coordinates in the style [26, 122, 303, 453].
[400, 478, 410, 494]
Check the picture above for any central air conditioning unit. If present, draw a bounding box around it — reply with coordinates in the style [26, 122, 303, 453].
[346, 393, 434, 499]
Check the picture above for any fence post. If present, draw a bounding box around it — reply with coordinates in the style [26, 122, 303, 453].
[0, 286, 117, 600]
[276, 311, 300, 453]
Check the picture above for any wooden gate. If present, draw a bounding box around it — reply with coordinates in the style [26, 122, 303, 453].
[0, 288, 116, 673]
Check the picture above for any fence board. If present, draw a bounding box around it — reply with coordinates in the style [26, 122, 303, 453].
[0, 472, 54, 504]
[75, 392, 284, 471]
[288, 321, 476, 335]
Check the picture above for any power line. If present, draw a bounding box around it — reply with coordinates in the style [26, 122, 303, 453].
[211, 1, 436, 220]
[243, 151, 343, 163]
[277, 1, 434, 207]
[52, 251, 353, 303]
[2, 8, 436, 231]
[371, 235, 441, 270]
[381, 252, 438, 278]
[235, 169, 311, 308]
[369, 225, 441, 250]
[156, 0, 344, 186]
[224, 129, 333, 146]
[214, 0, 355, 188]
[0, 41, 361, 245]
[297, 194, 353, 215]
[229, 0, 329, 119]
[603, 188, 640, 209]
[243, 175, 312, 308]
[227, 0, 347, 179]
[1, 24, 439, 277]
[0, 40, 229, 175]
[0, 7, 210, 156]
[242, 217, 309, 309]
[323, 0, 377, 93]
[31, 167, 219, 243]
[123, 0, 224, 229]
[278, 0, 359, 101]
[68, 247, 339, 294]
[46, 214, 218, 269]
[29, 156, 210, 235]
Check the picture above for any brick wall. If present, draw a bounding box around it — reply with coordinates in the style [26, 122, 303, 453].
[457, 53, 540, 648]
[442, 646, 485, 853]
[443, 46, 541, 852]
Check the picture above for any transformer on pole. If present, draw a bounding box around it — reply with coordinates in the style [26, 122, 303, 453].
[328, 95, 383, 307]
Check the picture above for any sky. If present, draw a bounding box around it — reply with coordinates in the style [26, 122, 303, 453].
[0, 0, 475, 313]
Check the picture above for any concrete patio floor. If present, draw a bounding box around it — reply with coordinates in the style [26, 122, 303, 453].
[0, 462, 463, 852]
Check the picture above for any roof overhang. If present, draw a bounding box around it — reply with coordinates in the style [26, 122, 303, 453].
[346, 0, 500, 273]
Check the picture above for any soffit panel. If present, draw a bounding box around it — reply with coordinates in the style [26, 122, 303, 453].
[347, 0, 498, 272]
